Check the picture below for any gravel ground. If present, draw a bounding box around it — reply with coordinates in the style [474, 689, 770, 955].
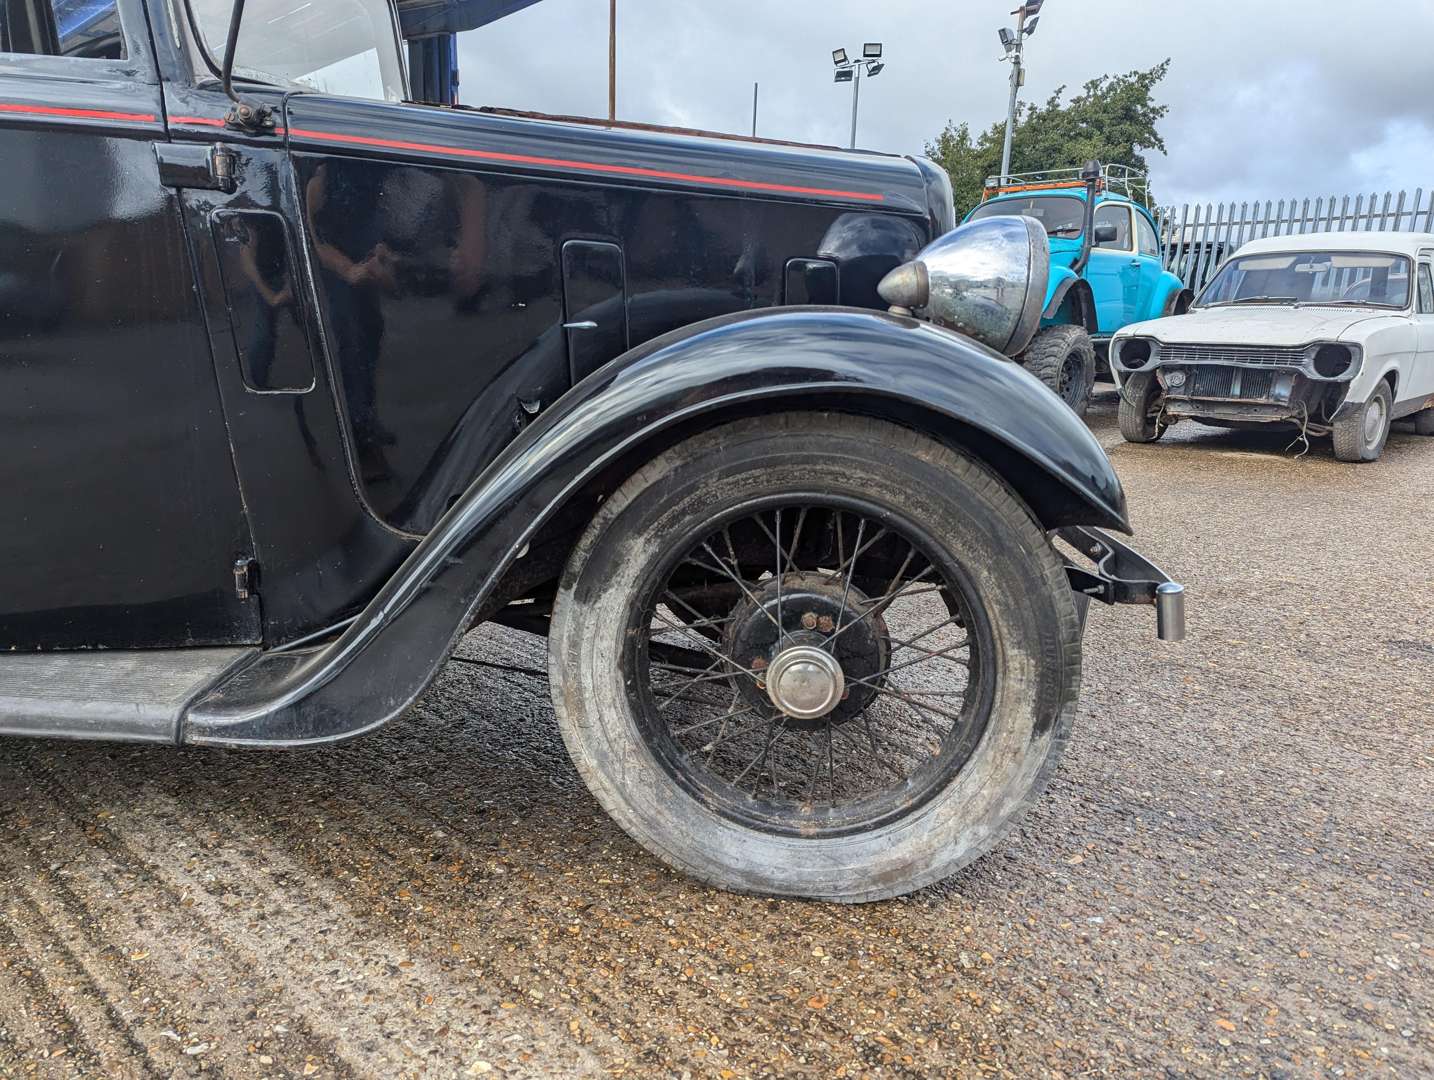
[1, 390, 1431, 1079]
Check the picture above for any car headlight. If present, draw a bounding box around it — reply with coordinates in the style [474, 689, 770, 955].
[1310, 343, 1359, 379]
[1116, 337, 1159, 371]
[877, 215, 1050, 356]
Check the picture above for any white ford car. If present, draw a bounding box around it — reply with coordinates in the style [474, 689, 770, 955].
[1110, 232, 1434, 461]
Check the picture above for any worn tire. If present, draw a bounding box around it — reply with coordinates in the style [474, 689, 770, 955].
[1333, 381, 1393, 462]
[1118, 372, 1169, 444]
[1413, 408, 1434, 436]
[548, 413, 1083, 903]
[1021, 325, 1096, 418]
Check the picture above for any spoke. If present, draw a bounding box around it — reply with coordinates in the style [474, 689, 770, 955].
[661, 588, 732, 639]
[732, 715, 784, 788]
[774, 509, 784, 645]
[889, 617, 965, 658]
[851, 680, 969, 726]
[862, 639, 971, 684]
[656, 656, 731, 711]
[651, 609, 759, 682]
[688, 540, 783, 634]
[787, 507, 808, 576]
[841, 542, 917, 636]
[826, 721, 836, 802]
[671, 704, 762, 739]
[827, 566, 939, 648]
[833, 517, 868, 645]
[859, 713, 907, 781]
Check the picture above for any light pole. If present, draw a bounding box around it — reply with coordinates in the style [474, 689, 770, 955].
[608, 0, 616, 122]
[998, 1, 1043, 183]
[833, 44, 885, 150]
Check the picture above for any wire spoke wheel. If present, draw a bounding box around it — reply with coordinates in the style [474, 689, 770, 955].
[628, 499, 995, 838]
[550, 414, 1082, 901]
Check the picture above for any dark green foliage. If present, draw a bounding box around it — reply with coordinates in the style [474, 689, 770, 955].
[925, 61, 1172, 219]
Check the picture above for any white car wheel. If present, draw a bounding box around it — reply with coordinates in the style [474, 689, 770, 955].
[1332, 382, 1393, 463]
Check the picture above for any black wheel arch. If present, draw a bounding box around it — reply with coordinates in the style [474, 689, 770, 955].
[182, 307, 1129, 749]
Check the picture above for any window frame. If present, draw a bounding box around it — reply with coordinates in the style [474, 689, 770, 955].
[1134, 211, 1161, 259]
[0, 0, 154, 81]
[1417, 261, 1434, 315]
[1093, 203, 1134, 253]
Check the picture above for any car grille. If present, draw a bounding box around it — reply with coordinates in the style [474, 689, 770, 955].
[1162, 343, 1307, 368]
[1176, 366, 1278, 401]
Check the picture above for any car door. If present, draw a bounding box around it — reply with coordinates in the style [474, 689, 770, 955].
[1411, 255, 1434, 401]
[0, 0, 259, 649]
[1085, 203, 1140, 333]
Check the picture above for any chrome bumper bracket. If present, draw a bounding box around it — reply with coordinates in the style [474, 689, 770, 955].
[1058, 527, 1187, 643]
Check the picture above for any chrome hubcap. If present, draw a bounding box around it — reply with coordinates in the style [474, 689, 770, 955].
[766, 645, 845, 720]
[1365, 397, 1387, 445]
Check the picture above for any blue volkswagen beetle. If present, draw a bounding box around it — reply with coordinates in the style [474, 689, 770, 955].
[965, 163, 1193, 416]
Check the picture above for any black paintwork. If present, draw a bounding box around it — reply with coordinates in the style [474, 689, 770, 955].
[185, 308, 1127, 747]
[1, 0, 1141, 745]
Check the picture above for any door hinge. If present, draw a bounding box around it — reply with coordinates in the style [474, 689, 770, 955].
[155, 142, 238, 194]
[233, 557, 259, 601]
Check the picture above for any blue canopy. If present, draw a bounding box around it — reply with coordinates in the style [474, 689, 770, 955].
[396, 0, 545, 38]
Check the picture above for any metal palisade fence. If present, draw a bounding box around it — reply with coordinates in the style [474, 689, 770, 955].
[1155, 189, 1434, 295]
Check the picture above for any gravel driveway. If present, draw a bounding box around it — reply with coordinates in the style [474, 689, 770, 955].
[2, 391, 1431, 1079]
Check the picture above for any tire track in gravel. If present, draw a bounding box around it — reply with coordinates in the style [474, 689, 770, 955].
[68, 769, 606, 1077]
[0, 913, 111, 1079]
[6, 769, 361, 1078]
[0, 861, 169, 1080]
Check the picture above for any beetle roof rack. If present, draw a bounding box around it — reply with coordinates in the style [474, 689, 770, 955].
[982, 164, 1150, 206]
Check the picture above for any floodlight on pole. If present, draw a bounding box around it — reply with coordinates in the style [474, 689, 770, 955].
[831, 42, 887, 149]
[998, 1, 1047, 183]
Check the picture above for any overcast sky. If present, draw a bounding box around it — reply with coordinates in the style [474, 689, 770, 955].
[455, 0, 1434, 208]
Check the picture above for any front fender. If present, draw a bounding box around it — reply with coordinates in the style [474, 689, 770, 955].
[185, 308, 1128, 747]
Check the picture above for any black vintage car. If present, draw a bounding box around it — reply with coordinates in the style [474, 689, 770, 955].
[0, 0, 1183, 900]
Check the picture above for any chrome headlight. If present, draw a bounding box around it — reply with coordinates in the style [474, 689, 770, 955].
[877, 215, 1050, 356]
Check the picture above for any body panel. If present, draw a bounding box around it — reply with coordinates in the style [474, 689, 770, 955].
[285, 94, 932, 538]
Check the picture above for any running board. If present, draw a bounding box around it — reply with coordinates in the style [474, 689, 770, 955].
[0, 648, 257, 744]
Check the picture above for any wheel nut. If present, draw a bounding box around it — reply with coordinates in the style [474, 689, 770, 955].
[751, 657, 768, 671]
[818, 615, 836, 633]
[801, 612, 819, 630]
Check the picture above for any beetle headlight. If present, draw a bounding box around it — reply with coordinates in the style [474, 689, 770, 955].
[877, 215, 1050, 356]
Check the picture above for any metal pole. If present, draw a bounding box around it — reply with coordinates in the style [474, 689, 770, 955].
[752, 82, 759, 138]
[849, 64, 861, 149]
[1000, 7, 1027, 182]
[608, 0, 616, 122]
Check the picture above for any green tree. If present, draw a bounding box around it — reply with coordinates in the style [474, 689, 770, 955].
[925, 60, 1172, 219]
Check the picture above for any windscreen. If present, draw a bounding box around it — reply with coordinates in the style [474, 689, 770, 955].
[188, 0, 406, 102]
[970, 196, 1085, 238]
[1199, 251, 1412, 309]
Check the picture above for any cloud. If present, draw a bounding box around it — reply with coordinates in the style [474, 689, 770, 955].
[455, 0, 1434, 208]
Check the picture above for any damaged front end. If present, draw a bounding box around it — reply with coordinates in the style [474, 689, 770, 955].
[1114, 338, 1361, 434]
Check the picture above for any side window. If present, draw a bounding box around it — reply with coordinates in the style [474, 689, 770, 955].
[1418, 263, 1434, 315]
[1136, 214, 1161, 258]
[1094, 205, 1132, 250]
[0, 0, 126, 59]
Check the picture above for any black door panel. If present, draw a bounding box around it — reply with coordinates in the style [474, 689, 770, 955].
[0, 71, 259, 649]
